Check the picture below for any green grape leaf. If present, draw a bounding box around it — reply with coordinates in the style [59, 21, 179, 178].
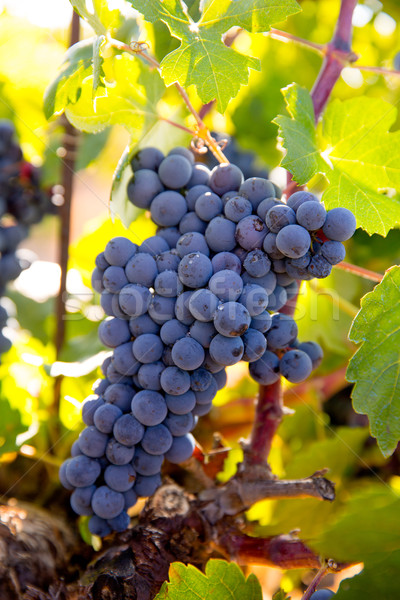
[274, 90, 400, 236]
[347, 266, 400, 457]
[313, 485, 400, 562]
[322, 97, 400, 236]
[65, 54, 164, 137]
[0, 384, 27, 457]
[335, 550, 400, 600]
[92, 35, 106, 101]
[70, 0, 122, 35]
[129, 0, 300, 112]
[273, 84, 329, 184]
[154, 559, 262, 600]
[44, 39, 93, 119]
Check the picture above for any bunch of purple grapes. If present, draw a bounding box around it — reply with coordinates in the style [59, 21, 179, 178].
[60, 145, 356, 537]
[0, 120, 52, 359]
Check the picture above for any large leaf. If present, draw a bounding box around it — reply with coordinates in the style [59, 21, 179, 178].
[313, 485, 400, 562]
[154, 559, 262, 600]
[273, 83, 328, 184]
[44, 39, 93, 119]
[65, 54, 164, 137]
[129, 0, 300, 112]
[335, 550, 400, 600]
[274, 87, 400, 236]
[322, 97, 400, 236]
[347, 266, 400, 457]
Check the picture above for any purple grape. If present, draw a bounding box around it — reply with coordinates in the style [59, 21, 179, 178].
[154, 270, 183, 297]
[104, 384, 134, 411]
[322, 207, 356, 241]
[189, 320, 216, 348]
[307, 255, 332, 278]
[113, 414, 145, 446]
[104, 464, 136, 492]
[160, 319, 189, 345]
[195, 192, 223, 221]
[112, 342, 140, 376]
[209, 334, 244, 366]
[129, 314, 160, 337]
[172, 337, 205, 370]
[132, 448, 164, 476]
[187, 165, 211, 187]
[148, 295, 176, 324]
[134, 473, 162, 497]
[150, 191, 187, 226]
[106, 439, 135, 465]
[132, 333, 164, 363]
[275, 224, 311, 258]
[119, 283, 151, 317]
[94, 404, 123, 433]
[188, 289, 219, 322]
[160, 366, 191, 395]
[190, 368, 213, 392]
[141, 424, 173, 455]
[137, 361, 165, 391]
[139, 235, 169, 257]
[239, 284, 269, 316]
[267, 314, 298, 350]
[156, 250, 180, 272]
[235, 215, 268, 250]
[176, 232, 210, 257]
[205, 216, 236, 252]
[78, 426, 108, 458]
[214, 301, 251, 337]
[296, 201, 327, 231]
[242, 328, 267, 362]
[224, 195, 252, 222]
[208, 269, 243, 302]
[211, 251, 242, 274]
[179, 211, 207, 234]
[286, 190, 318, 212]
[91, 485, 125, 519]
[127, 169, 164, 209]
[279, 349, 312, 383]
[165, 390, 196, 415]
[178, 252, 213, 288]
[243, 249, 271, 277]
[65, 455, 101, 487]
[165, 433, 195, 463]
[131, 147, 164, 171]
[164, 412, 194, 436]
[104, 237, 138, 267]
[249, 350, 280, 385]
[70, 485, 95, 516]
[185, 184, 212, 210]
[321, 240, 346, 265]
[239, 177, 275, 209]
[131, 390, 168, 426]
[158, 154, 192, 188]
[125, 252, 158, 287]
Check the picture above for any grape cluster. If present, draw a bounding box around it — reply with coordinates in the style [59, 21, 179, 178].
[0, 120, 52, 359]
[60, 145, 356, 536]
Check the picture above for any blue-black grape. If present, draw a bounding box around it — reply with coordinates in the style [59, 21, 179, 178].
[178, 252, 213, 288]
[239, 284, 269, 316]
[104, 464, 136, 492]
[158, 154, 192, 189]
[208, 269, 243, 302]
[88, 515, 111, 537]
[322, 207, 356, 241]
[131, 147, 164, 171]
[275, 224, 311, 259]
[321, 240, 346, 265]
[165, 433, 195, 463]
[106, 439, 135, 465]
[104, 383, 134, 411]
[189, 288, 219, 321]
[189, 320, 216, 348]
[265, 205, 296, 233]
[141, 424, 173, 455]
[224, 195, 253, 222]
[309, 589, 335, 599]
[160, 365, 191, 395]
[214, 301, 251, 337]
[94, 404, 123, 434]
[131, 390, 168, 426]
[209, 163, 244, 195]
[239, 177, 275, 209]
[104, 237, 137, 267]
[249, 350, 280, 385]
[70, 485, 95, 516]
[165, 390, 196, 415]
[126, 252, 158, 287]
[137, 361, 165, 391]
[279, 349, 313, 383]
[267, 314, 298, 350]
[209, 334, 244, 366]
[139, 235, 170, 257]
[113, 413, 145, 446]
[171, 337, 205, 370]
[286, 190, 318, 212]
[179, 211, 207, 234]
[150, 191, 187, 227]
[78, 426, 108, 458]
[211, 251, 242, 274]
[65, 455, 101, 487]
[134, 473, 162, 497]
[235, 215, 268, 250]
[243, 249, 271, 277]
[154, 270, 183, 297]
[164, 411, 194, 436]
[127, 169, 164, 209]
[132, 333, 164, 363]
[148, 294, 176, 324]
[195, 192, 223, 221]
[296, 200, 327, 231]
[242, 328, 267, 362]
[205, 216, 236, 252]
[298, 341, 323, 369]
[132, 448, 164, 476]
[156, 249, 180, 272]
[91, 485, 125, 519]
[176, 231, 210, 257]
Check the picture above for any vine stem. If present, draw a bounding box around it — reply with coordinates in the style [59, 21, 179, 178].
[268, 28, 325, 54]
[334, 260, 383, 282]
[108, 38, 228, 163]
[301, 560, 338, 600]
[247, 0, 358, 468]
[51, 11, 80, 436]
